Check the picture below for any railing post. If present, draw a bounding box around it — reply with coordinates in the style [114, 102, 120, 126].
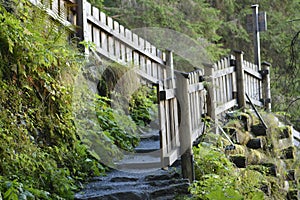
[235, 50, 246, 110]
[177, 73, 194, 182]
[261, 61, 271, 112]
[166, 50, 175, 88]
[76, 0, 89, 55]
[204, 65, 218, 133]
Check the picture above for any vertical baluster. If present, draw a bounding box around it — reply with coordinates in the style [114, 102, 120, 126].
[132, 33, 139, 68]
[113, 21, 120, 60]
[125, 29, 132, 63]
[100, 12, 108, 52]
[107, 16, 115, 56]
[119, 25, 126, 63]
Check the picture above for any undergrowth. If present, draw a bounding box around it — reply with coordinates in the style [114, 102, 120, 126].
[0, 1, 106, 199]
[189, 144, 265, 200]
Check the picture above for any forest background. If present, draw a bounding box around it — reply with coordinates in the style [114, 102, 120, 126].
[95, 0, 300, 129]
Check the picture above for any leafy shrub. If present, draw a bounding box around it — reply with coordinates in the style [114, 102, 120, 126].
[0, 1, 104, 199]
[189, 144, 265, 200]
[129, 86, 157, 126]
[95, 95, 139, 151]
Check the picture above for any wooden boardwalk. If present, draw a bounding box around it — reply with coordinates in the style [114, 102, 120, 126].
[33, 0, 299, 181]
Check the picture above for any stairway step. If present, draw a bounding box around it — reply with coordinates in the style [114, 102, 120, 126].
[140, 129, 160, 140]
[135, 140, 160, 153]
[75, 168, 190, 200]
[115, 154, 161, 170]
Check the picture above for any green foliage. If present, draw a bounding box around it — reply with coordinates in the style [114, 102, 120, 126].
[193, 144, 234, 177]
[95, 95, 139, 151]
[189, 144, 265, 200]
[191, 144, 242, 200]
[129, 86, 157, 126]
[103, 0, 226, 61]
[102, 0, 300, 129]
[190, 174, 243, 200]
[0, 1, 104, 199]
[88, 0, 104, 9]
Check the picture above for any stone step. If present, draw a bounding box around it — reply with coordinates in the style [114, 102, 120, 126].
[140, 129, 160, 141]
[75, 169, 190, 200]
[135, 139, 160, 153]
[114, 154, 161, 171]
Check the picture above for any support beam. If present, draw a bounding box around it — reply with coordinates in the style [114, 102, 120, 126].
[235, 50, 246, 110]
[177, 73, 194, 182]
[261, 61, 271, 112]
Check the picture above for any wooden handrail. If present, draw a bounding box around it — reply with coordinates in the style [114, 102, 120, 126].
[36, 0, 278, 181]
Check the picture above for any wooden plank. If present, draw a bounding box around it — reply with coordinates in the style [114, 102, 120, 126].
[59, 0, 67, 20]
[114, 21, 121, 60]
[132, 33, 140, 67]
[170, 99, 176, 149]
[221, 59, 227, 103]
[92, 6, 99, 20]
[251, 76, 255, 99]
[151, 62, 158, 79]
[217, 61, 223, 104]
[125, 29, 132, 63]
[190, 92, 195, 130]
[160, 88, 176, 100]
[192, 122, 205, 142]
[189, 74, 195, 130]
[86, 15, 165, 65]
[244, 65, 262, 79]
[151, 45, 156, 56]
[159, 100, 167, 167]
[86, 1, 91, 16]
[119, 25, 126, 62]
[216, 99, 238, 115]
[87, 23, 93, 42]
[139, 38, 146, 72]
[204, 66, 217, 121]
[226, 70, 232, 101]
[213, 63, 220, 104]
[52, 0, 59, 14]
[173, 98, 180, 149]
[135, 69, 160, 84]
[163, 147, 181, 166]
[107, 16, 115, 57]
[146, 42, 152, 75]
[229, 72, 234, 100]
[99, 12, 108, 51]
[92, 26, 100, 47]
[235, 51, 246, 109]
[196, 91, 201, 129]
[29, 0, 73, 29]
[246, 96, 263, 107]
[177, 75, 194, 181]
[100, 11, 106, 23]
[165, 99, 171, 153]
[193, 73, 198, 130]
[100, 31, 108, 51]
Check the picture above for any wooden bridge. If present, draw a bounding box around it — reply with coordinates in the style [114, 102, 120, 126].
[31, 0, 299, 180]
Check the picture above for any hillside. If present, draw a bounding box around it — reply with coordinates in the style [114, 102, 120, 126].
[190, 110, 299, 199]
[0, 0, 299, 199]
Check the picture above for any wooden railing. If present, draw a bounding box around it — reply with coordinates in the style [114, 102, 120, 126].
[29, 0, 76, 28]
[33, 0, 282, 181]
